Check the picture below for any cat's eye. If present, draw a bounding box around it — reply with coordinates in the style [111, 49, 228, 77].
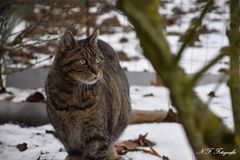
[96, 57, 102, 64]
[79, 59, 87, 65]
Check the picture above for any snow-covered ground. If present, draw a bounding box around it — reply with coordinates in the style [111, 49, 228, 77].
[0, 83, 233, 160]
[0, 123, 194, 160]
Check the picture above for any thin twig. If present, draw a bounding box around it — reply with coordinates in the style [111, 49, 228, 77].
[206, 74, 228, 106]
[3, 54, 53, 75]
[191, 51, 227, 86]
[175, 0, 213, 62]
[10, 2, 57, 46]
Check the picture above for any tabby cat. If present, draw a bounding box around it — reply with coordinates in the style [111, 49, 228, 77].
[45, 30, 131, 160]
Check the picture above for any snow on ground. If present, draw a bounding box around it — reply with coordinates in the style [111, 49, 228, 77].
[195, 83, 233, 129]
[130, 86, 171, 111]
[0, 87, 45, 102]
[119, 123, 194, 160]
[0, 124, 66, 160]
[0, 123, 195, 160]
[0, 82, 233, 160]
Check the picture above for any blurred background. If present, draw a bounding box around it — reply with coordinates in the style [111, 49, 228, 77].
[0, 0, 229, 102]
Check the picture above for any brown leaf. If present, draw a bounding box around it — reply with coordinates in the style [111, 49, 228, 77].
[115, 134, 169, 160]
[130, 56, 141, 61]
[143, 93, 154, 97]
[45, 130, 57, 138]
[117, 50, 130, 61]
[218, 68, 229, 74]
[101, 16, 121, 27]
[119, 37, 128, 43]
[163, 108, 177, 122]
[26, 91, 45, 102]
[3, 95, 15, 102]
[115, 140, 139, 155]
[208, 91, 216, 97]
[162, 155, 170, 160]
[132, 133, 155, 147]
[149, 147, 161, 157]
[16, 143, 28, 152]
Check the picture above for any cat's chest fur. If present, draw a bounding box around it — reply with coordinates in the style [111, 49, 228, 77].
[48, 79, 102, 110]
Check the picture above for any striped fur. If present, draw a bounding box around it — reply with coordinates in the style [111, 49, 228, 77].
[45, 31, 131, 160]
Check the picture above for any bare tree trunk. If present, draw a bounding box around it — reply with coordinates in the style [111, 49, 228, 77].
[228, 0, 240, 143]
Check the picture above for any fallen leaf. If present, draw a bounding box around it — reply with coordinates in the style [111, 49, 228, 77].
[218, 68, 229, 74]
[163, 108, 177, 122]
[119, 37, 128, 43]
[101, 16, 121, 27]
[16, 143, 28, 152]
[162, 155, 170, 160]
[117, 50, 130, 61]
[45, 130, 57, 137]
[26, 91, 45, 102]
[134, 88, 139, 91]
[208, 91, 216, 97]
[143, 93, 154, 97]
[132, 133, 155, 147]
[3, 95, 15, 102]
[115, 134, 169, 160]
[149, 147, 161, 157]
[115, 140, 139, 155]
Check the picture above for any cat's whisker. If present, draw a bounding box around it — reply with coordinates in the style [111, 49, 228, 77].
[100, 78, 108, 90]
[75, 82, 79, 99]
[77, 81, 82, 108]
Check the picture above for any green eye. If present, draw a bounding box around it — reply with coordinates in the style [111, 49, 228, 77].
[96, 57, 101, 64]
[79, 59, 86, 65]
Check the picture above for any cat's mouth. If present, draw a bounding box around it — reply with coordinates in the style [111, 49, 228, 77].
[80, 77, 98, 85]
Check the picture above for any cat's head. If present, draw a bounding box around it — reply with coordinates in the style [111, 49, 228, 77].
[56, 29, 104, 85]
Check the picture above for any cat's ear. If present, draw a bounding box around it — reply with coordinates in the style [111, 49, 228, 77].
[89, 29, 99, 46]
[61, 31, 79, 51]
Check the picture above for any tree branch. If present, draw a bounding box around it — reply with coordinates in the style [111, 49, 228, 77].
[10, 2, 57, 46]
[191, 50, 227, 86]
[175, 0, 213, 62]
[3, 54, 53, 75]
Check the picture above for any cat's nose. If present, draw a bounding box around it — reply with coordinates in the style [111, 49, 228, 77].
[90, 65, 99, 76]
